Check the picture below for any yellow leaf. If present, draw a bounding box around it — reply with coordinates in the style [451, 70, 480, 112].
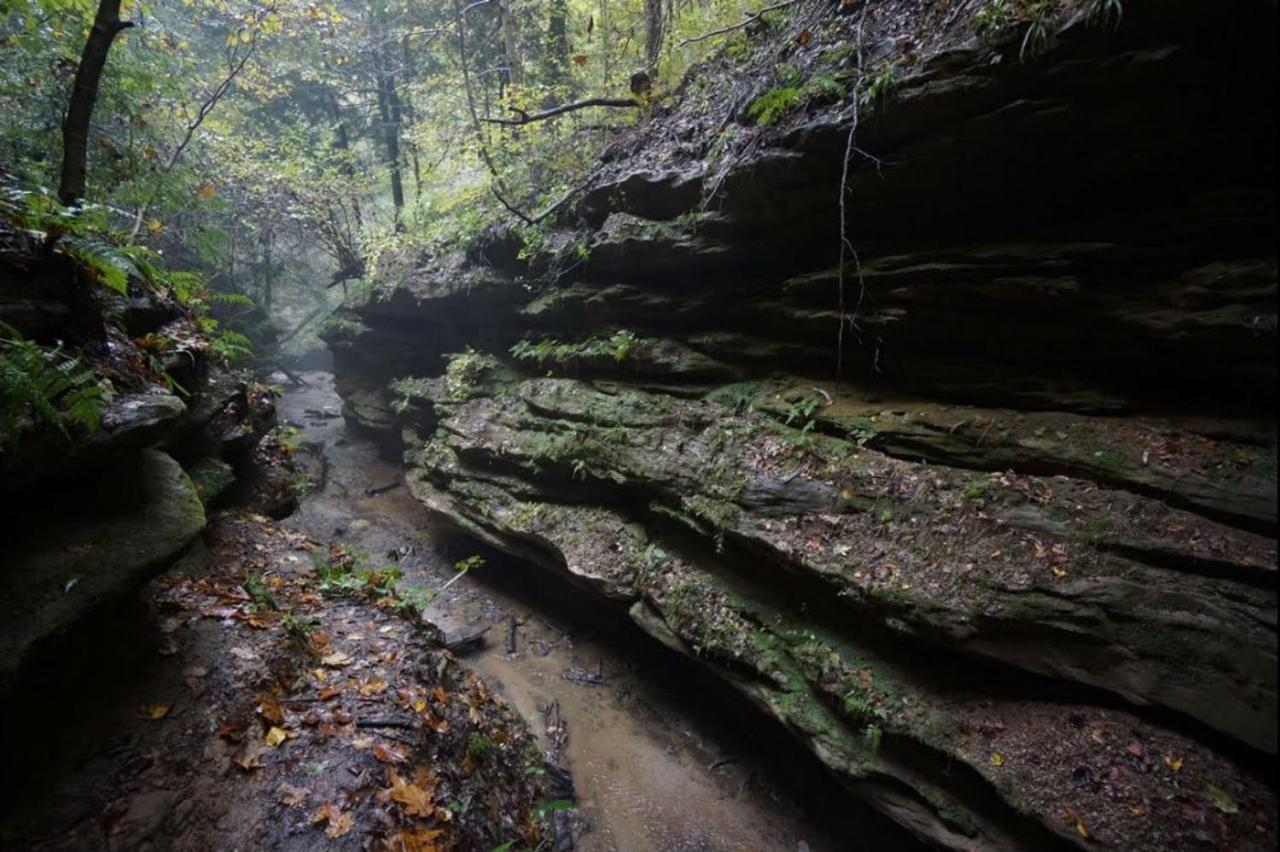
[136, 703, 171, 720]
[1076, 821, 1089, 838]
[1051, 566, 1067, 579]
[1164, 755, 1183, 771]
[265, 726, 294, 747]
[196, 183, 216, 199]
[359, 677, 387, 696]
[989, 752, 1004, 768]
[147, 218, 164, 233]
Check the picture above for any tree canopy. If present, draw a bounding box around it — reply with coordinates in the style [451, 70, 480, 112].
[2, 0, 768, 332]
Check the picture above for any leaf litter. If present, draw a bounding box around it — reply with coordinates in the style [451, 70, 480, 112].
[1, 511, 548, 850]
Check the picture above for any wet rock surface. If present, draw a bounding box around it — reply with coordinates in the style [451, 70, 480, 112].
[0, 449, 206, 697]
[324, 1, 1277, 848]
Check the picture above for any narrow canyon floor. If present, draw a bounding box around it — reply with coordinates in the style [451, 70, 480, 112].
[0, 370, 909, 851]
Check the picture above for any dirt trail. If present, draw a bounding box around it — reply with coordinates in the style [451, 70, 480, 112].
[282, 370, 849, 851]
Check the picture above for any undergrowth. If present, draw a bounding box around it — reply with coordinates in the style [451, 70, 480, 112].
[0, 323, 106, 450]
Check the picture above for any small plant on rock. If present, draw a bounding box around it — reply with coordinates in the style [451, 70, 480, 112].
[0, 323, 105, 450]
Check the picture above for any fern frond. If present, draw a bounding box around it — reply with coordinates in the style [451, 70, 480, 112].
[58, 234, 139, 295]
[0, 324, 104, 449]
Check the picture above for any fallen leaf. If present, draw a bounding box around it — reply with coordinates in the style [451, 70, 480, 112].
[321, 651, 353, 667]
[433, 685, 448, 704]
[360, 677, 388, 696]
[232, 744, 265, 771]
[242, 611, 273, 629]
[195, 183, 216, 199]
[1207, 783, 1239, 814]
[990, 753, 1004, 768]
[388, 768, 434, 817]
[257, 695, 286, 725]
[1164, 755, 1184, 772]
[373, 743, 407, 764]
[265, 726, 295, 747]
[796, 29, 811, 46]
[572, 53, 588, 65]
[136, 703, 172, 720]
[311, 803, 354, 838]
[1075, 820, 1089, 839]
[352, 735, 373, 749]
[332, 708, 353, 725]
[278, 782, 310, 806]
[394, 826, 446, 852]
[319, 684, 344, 700]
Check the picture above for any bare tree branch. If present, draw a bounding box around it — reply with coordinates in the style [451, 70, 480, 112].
[481, 97, 637, 127]
[676, 0, 798, 47]
[491, 184, 579, 227]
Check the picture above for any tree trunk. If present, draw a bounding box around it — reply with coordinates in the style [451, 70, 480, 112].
[59, 0, 133, 206]
[371, 5, 405, 229]
[544, 0, 570, 86]
[328, 91, 364, 230]
[644, 0, 663, 71]
[374, 65, 405, 228]
[500, 0, 521, 92]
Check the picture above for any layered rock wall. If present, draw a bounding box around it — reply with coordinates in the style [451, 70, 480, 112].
[326, 2, 1277, 848]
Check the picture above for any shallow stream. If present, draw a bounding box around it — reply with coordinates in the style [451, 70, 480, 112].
[280, 370, 851, 852]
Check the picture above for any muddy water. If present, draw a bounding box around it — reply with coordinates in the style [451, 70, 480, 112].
[279, 371, 841, 852]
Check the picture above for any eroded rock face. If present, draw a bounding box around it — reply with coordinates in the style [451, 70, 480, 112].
[0, 449, 206, 694]
[327, 2, 1276, 848]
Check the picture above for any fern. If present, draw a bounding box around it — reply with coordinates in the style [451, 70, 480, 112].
[57, 235, 139, 295]
[209, 328, 254, 365]
[747, 86, 802, 126]
[1085, 0, 1122, 28]
[0, 324, 104, 450]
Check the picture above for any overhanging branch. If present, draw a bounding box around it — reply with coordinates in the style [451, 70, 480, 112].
[677, 0, 798, 47]
[481, 97, 638, 127]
